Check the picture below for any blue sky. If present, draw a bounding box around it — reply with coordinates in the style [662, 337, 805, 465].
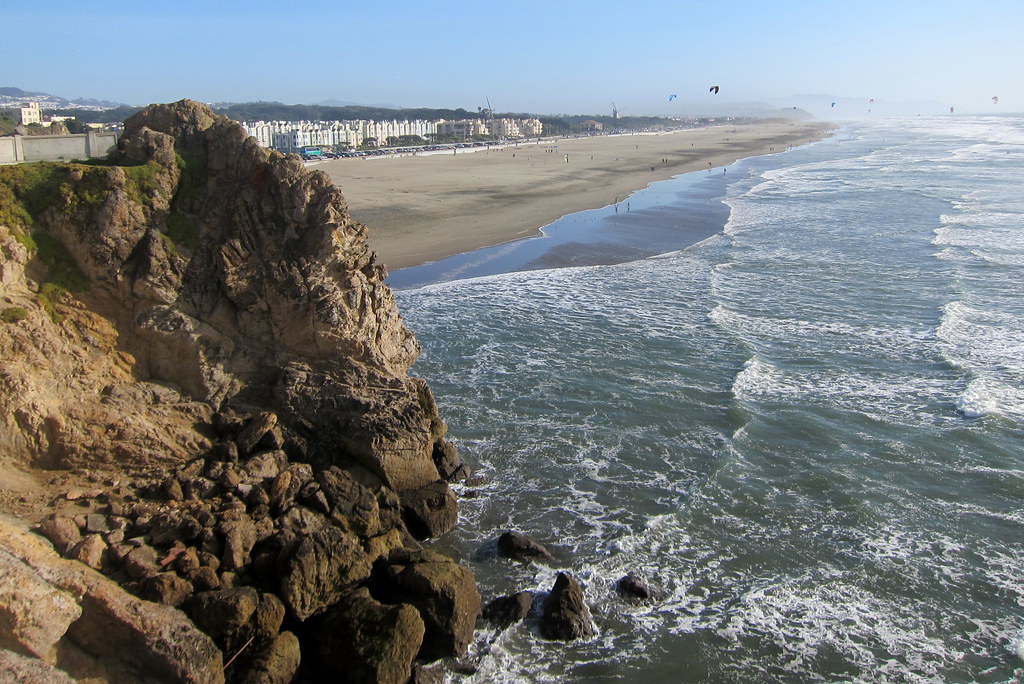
[5, 0, 1020, 116]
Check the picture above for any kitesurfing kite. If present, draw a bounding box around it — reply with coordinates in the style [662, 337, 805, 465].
[868, 98, 875, 104]
[831, 102, 837, 108]
[668, 94, 677, 102]
[992, 96, 999, 104]
[709, 86, 720, 94]
[950, 106, 955, 113]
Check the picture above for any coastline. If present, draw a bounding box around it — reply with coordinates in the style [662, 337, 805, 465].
[319, 119, 834, 271]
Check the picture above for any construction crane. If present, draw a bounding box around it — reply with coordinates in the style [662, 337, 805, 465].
[485, 95, 496, 139]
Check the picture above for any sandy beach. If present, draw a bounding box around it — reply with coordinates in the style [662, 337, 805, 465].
[319, 119, 833, 270]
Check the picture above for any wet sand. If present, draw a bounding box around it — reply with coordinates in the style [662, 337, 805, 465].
[318, 119, 833, 270]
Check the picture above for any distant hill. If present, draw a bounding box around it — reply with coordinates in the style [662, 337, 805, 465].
[214, 101, 484, 123]
[0, 86, 126, 111]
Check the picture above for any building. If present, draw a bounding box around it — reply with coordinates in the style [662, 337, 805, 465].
[242, 116, 538, 153]
[435, 119, 491, 139]
[19, 102, 41, 126]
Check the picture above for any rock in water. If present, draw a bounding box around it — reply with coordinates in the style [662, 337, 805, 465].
[616, 573, 663, 602]
[482, 591, 534, 628]
[539, 572, 595, 641]
[496, 531, 555, 563]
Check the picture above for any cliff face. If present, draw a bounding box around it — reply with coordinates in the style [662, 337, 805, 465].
[0, 100, 479, 683]
[1, 99, 442, 491]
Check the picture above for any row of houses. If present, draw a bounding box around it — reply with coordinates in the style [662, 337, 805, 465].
[242, 117, 544, 153]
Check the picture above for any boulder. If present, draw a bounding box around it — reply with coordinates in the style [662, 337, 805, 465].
[539, 572, 595, 641]
[234, 412, 278, 455]
[68, 559, 225, 683]
[122, 544, 161, 580]
[267, 464, 312, 516]
[185, 566, 221, 592]
[233, 630, 301, 684]
[239, 452, 283, 486]
[0, 516, 225, 682]
[482, 591, 534, 628]
[496, 531, 555, 563]
[616, 573, 662, 602]
[182, 587, 259, 644]
[432, 440, 471, 482]
[148, 511, 204, 547]
[309, 587, 423, 684]
[0, 648, 77, 684]
[316, 466, 379, 537]
[218, 515, 257, 571]
[68, 534, 107, 570]
[0, 547, 81, 658]
[410, 663, 446, 684]
[35, 516, 82, 556]
[401, 481, 457, 540]
[383, 549, 481, 661]
[278, 523, 372, 621]
[140, 572, 193, 607]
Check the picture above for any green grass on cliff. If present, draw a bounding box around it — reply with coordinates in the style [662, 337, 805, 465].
[165, 212, 200, 251]
[0, 162, 101, 324]
[33, 232, 90, 293]
[33, 232, 90, 324]
[0, 162, 66, 232]
[0, 306, 28, 324]
[160, 153, 206, 252]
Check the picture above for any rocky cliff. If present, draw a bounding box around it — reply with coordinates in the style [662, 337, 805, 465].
[0, 99, 478, 682]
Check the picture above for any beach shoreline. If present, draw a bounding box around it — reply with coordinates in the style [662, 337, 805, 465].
[319, 119, 834, 271]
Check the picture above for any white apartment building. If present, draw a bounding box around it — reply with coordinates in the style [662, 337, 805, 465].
[243, 116, 541, 152]
[19, 102, 42, 126]
[518, 118, 543, 136]
[435, 119, 491, 139]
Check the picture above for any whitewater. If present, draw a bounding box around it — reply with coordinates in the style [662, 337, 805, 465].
[395, 115, 1024, 682]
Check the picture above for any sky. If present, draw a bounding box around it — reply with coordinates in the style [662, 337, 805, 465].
[5, 0, 1021, 117]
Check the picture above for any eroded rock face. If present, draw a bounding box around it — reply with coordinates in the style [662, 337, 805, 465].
[0, 98, 445, 491]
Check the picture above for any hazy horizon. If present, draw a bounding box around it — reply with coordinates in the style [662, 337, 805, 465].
[4, 0, 1019, 118]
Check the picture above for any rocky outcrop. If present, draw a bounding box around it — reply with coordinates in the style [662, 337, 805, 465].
[0, 98, 445, 491]
[0, 99, 481, 682]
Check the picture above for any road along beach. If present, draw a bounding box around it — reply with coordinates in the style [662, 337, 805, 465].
[319, 119, 834, 270]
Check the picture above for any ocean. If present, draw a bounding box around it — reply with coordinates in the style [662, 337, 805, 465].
[393, 115, 1024, 682]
